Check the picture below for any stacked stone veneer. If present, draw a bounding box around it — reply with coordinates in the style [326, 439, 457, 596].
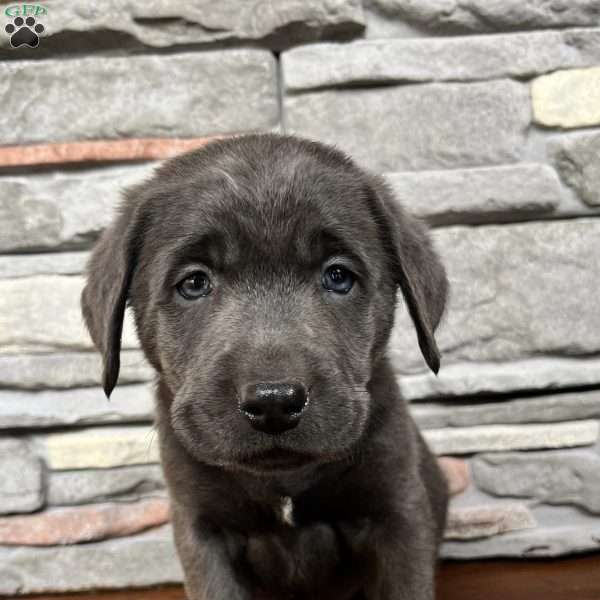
[1, 0, 600, 594]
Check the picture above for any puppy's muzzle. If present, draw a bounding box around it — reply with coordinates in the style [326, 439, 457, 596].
[240, 382, 309, 435]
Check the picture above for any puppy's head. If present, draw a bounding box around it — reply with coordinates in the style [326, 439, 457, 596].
[82, 134, 447, 472]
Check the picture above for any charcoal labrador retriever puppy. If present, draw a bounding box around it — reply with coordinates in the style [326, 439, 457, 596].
[82, 133, 448, 600]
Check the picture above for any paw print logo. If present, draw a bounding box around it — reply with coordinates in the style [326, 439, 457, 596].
[5, 16, 44, 48]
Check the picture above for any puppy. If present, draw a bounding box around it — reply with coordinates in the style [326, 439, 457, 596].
[82, 134, 449, 600]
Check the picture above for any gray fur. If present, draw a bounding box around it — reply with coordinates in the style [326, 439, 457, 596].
[82, 134, 449, 600]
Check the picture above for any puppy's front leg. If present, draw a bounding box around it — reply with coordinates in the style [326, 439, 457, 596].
[172, 507, 252, 600]
[365, 519, 438, 600]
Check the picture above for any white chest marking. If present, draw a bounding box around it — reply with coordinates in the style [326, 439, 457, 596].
[279, 496, 295, 527]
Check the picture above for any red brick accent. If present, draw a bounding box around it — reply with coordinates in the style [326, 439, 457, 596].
[0, 498, 170, 545]
[0, 137, 224, 169]
[438, 456, 470, 496]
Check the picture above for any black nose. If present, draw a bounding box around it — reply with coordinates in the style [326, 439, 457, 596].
[240, 382, 308, 434]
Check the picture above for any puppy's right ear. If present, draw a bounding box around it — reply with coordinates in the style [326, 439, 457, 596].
[81, 200, 141, 398]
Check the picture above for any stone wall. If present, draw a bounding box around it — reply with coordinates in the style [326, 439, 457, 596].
[1, 0, 600, 594]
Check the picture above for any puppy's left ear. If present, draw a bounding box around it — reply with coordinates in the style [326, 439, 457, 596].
[81, 198, 142, 398]
[369, 177, 448, 374]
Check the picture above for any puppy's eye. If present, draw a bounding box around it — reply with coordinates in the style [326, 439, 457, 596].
[177, 271, 212, 300]
[322, 265, 354, 294]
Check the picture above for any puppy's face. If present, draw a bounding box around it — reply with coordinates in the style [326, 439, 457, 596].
[82, 135, 446, 473]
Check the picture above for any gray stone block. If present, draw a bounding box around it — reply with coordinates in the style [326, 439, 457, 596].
[0, 0, 364, 53]
[0, 189, 61, 252]
[370, 0, 600, 33]
[0, 252, 90, 279]
[423, 421, 599, 455]
[0, 439, 43, 515]
[47, 465, 165, 506]
[0, 351, 152, 390]
[472, 450, 600, 514]
[389, 219, 600, 373]
[285, 80, 530, 171]
[399, 358, 600, 400]
[411, 390, 600, 430]
[0, 51, 278, 145]
[0, 384, 154, 429]
[551, 131, 600, 206]
[363, 2, 424, 39]
[0, 275, 138, 354]
[0, 164, 154, 252]
[442, 522, 600, 559]
[386, 164, 561, 226]
[282, 29, 600, 90]
[0, 525, 182, 595]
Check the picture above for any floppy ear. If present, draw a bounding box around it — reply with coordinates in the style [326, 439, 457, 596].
[369, 177, 448, 374]
[81, 199, 141, 398]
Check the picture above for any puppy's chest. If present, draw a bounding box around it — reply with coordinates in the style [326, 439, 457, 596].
[244, 497, 359, 593]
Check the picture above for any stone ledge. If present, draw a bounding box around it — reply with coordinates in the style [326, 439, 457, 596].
[398, 357, 600, 401]
[0, 383, 154, 429]
[368, 0, 600, 34]
[0, 51, 278, 145]
[0, 351, 151, 391]
[385, 164, 561, 227]
[47, 465, 165, 507]
[0, 0, 364, 54]
[411, 390, 600, 430]
[423, 421, 599, 455]
[282, 29, 600, 91]
[0, 252, 90, 279]
[285, 80, 530, 172]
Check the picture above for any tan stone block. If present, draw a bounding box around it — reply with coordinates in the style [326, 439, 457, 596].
[532, 67, 600, 128]
[40, 426, 160, 470]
